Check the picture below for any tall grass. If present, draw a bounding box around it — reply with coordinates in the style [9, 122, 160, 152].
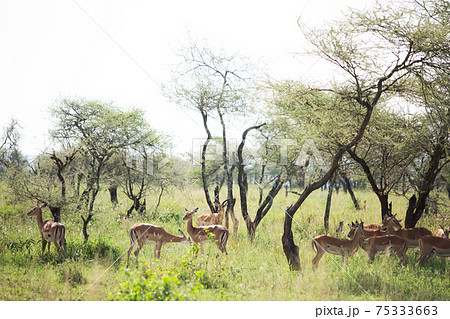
[0, 183, 448, 300]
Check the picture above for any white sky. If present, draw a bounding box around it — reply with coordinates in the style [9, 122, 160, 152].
[0, 0, 374, 157]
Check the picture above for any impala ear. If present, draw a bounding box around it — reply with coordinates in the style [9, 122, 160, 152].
[178, 229, 186, 237]
[41, 202, 47, 208]
[440, 225, 445, 230]
[193, 207, 199, 213]
[184, 208, 189, 212]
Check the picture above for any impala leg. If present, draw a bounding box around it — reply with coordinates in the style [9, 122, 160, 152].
[417, 249, 433, 266]
[126, 243, 135, 268]
[312, 249, 324, 269]
[134, 243, 142, 265]
[154, 243, 162, 259]
[41, 238, 47, 257]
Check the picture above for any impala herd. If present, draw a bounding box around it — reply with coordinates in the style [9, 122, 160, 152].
[312, 214, 450, 267]
[26, 202, 449, 269]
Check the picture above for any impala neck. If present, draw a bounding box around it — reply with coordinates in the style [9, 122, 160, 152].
[166, 233, 185, 243]
[186, 216, 196, 234]
[350, 229, 363, 247]
[35, 209, 45, 231]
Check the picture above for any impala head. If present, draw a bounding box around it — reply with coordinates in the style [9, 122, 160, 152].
[381, 214, 403, 231]
[182, 207, 199, 221]
[178, 229, 192, 245]
[26, 202, 47, 216]
[440, 225, 450, 239]
[347, 220, 366, 239]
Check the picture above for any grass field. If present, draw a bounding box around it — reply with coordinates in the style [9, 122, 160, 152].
[1, 184, 449, 301]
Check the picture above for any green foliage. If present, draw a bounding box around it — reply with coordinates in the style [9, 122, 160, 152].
[109, 253, 231, 301]
[64, 238, 122, 262]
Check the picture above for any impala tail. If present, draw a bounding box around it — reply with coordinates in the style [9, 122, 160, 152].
[60, 225, 66, 248]
[311, 239, 318, 253]
[221, 230, 229, 251]
[129, 228, 138, 246]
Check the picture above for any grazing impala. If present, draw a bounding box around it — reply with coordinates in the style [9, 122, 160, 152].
[381, 218, 432, 248]
[27, 202, 66, 260]
[417, 235, 450, 266]
[196, 200, 227, 226]
[434, 225, 449, 239]
[183, 208, 229, 255]
[311, 221, 366, 269]
[126, 223, 191, 267]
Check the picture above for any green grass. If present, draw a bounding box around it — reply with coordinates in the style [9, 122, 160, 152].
[0, 184, 449, 300]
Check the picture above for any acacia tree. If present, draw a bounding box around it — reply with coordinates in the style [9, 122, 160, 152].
[168, 39, 254, 235]
[237, 121, 301, 240]
[347, 107, 420, 220]
[276, 0, 450, 271]
[0, 119, 23, 172]
[50, 98, 157, 241]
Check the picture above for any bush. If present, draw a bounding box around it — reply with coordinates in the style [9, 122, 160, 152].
[109, 252, 230, 301]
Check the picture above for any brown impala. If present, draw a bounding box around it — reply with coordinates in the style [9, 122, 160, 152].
[311, 221, 366, 269]
[126, 223, 191, 267]
[183, 208, 229, 255]
[196, 200, 227, 226]
[27, 202, 66, 260]
[381, 218, 432, 248]
[353, 214, 402, 238]
[417, 235, 450, 266]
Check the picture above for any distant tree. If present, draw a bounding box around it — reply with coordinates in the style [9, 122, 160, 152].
[50, 98, 158, 241]
[347, 107, 420, 220]
[168, 38, 255, 235]
[0, 119, 23, 171]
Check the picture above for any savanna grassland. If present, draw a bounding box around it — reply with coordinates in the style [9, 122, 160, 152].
[1, 183, 449, 301]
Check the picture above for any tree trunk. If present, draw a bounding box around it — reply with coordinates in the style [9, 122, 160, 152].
[324, 175, 335, 233]
[218, 107, 239, 235]
[282, 205, 301, 271]
[237, 123, 266, 240]
[282, 97, 374, 271]
[81, 214, 92, 242]
[340, 173, 360, 210]
[155, 186, 164, 212]
[49, 206, 61, 222]
[108, 185, 118, 206]
[200, 109, 216, 215]
[347, 149, 389, 221]
[404, 132, 446, 228]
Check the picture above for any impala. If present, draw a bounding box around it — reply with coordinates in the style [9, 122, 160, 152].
[381, 218, 432, 248]
[311, 221, 366, 269]
[434, 225, 449, 239]
[196, 200, 227, 226]
[417, 235, 450, 266]
[364, 214, 402, 231]
[27, 202, 66, 260]
[183, 208, 229, 255]
[360, 234, 408, 266]
[126, 223, 191, 267]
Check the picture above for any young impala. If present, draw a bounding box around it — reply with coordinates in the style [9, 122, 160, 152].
[183, 208, 229, 255]
[311, 221, 366, 269]
[417, 235, 450, 266]
[126, 223, 191, 267]
[27, 202, 66, 260]
[381, 218, 432, 248]
[434, 225, 449, 239]
[196, 200, 227, 226]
